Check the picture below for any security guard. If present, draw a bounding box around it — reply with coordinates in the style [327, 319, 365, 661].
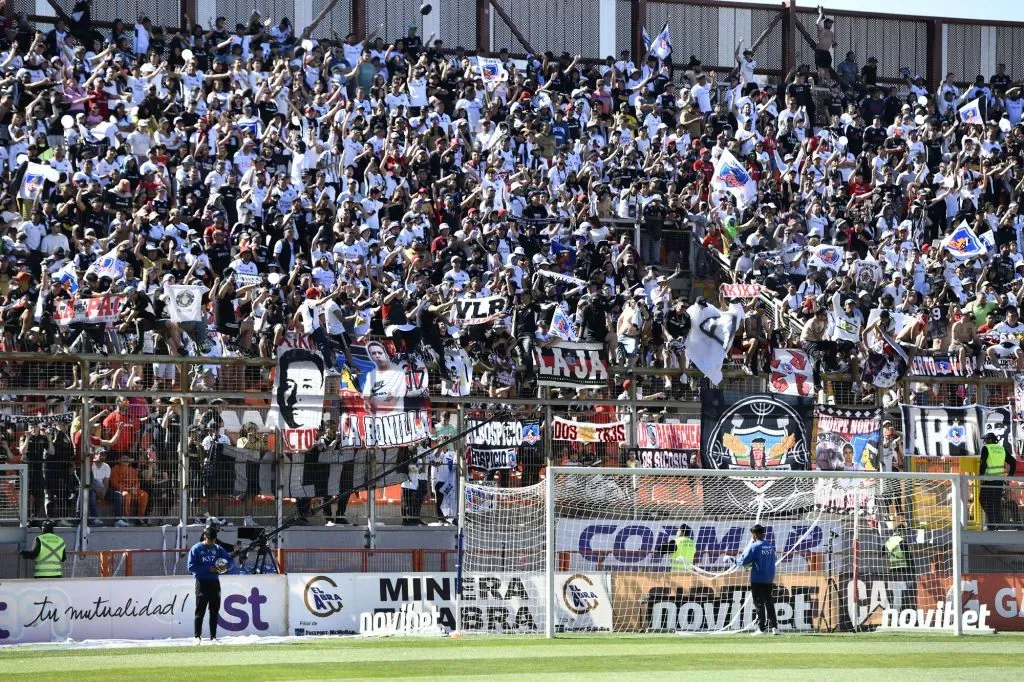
[980, 431, 1018, 529]
[21, 520, 66, 578]
[656, 524, 697, 572]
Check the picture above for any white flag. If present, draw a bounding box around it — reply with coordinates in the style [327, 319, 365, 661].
[18, 162, 60, 201]
[683, 301, 744, 386]
[959, 98, 983, 125]
[166, 284, 206, 322]
[477, 57, 506, 88]
[711, 149, 757, 206]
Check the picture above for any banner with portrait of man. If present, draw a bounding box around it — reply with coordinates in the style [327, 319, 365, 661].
[267, 335, 326, 452]
[337, 341, 432, 448]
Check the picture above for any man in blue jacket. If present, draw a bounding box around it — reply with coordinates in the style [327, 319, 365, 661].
[736, 524, 778, 635]
[188, 526, 233, 643]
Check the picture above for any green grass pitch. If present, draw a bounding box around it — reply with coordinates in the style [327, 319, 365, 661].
[1, 634, 1022, 681]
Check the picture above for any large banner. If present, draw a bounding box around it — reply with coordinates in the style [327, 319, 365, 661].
[815, 407, 883, 471]
[636, 422, 700, 450]
[53, 295, 125, 326]
[451, 295, 507, 326]
[0, 576, 286, 643]
[337, 342, 432, 448]
[627, 448, 699, 469]
[465, 418, 541, 472]
[287, 573, 612, 635]
[963, 574, 1024, 631]
[533, 341, 610, 388]
[902, 405, 983, 457]
[551, 417, 627, 444]
[211, 445, 409, 502]
[813, 407, 883, 513]
[267, 336, 325, 451]
[611, 573, 835, 632]
[556, 518, 838, 572]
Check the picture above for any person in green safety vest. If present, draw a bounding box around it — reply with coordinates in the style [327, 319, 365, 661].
[884, 534, 909, 572]
[656, 524, 696, 572]
[20, 520, 66, 578]
[980, 431, 1018, 530]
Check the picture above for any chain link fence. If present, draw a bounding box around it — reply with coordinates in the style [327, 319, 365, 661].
[490, 0, 601, 59]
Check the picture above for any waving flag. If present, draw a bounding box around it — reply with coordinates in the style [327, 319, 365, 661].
[642, 27, 652, 53]
[959, 98, 983, 125]
[56, 263, 79, 293]
[17, 162, 59, 202]
[942, 221, 987, 259]
[808, 244, 845, 271]
[551, 307, 578, 341]
[711, 149, 757, 206]
[550, 241, 577, 269]
[648, 23, 672, 61]
[477, 57, 506, 88]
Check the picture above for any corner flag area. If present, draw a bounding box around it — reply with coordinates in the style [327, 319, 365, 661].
[2, 634, 1023, 681]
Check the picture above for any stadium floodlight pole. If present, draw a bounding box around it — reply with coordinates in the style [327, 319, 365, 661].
[233, 408, 517, 572]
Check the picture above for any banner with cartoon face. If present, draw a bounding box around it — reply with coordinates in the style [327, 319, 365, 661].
[700, 391, 813, 511]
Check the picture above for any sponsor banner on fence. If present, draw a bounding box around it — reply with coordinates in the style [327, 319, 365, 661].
[901, 404, 983, 457]
[556, 519, 837, 571]
[533, 341, 610, 388]
[287, 573, 612, 635]
[451, 295, 507, 326]
[636, 421, 700, 450]
[0, 576, 286, 643]
[843, 576, 920, 631]
[963, 574, 1024, 631]
[627, 448, 698, 469]
[551, 417, 626, 443]
[337, 342, 432, 448]
[611, 573, 835, 632]
[53, 295, 126, 326]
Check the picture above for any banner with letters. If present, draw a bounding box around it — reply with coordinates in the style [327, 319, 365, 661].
[53, 295, 125, 326]
[552, 417, 626, 444]
[287, 573, 612, 635]
[813, 407, 883, 512]
[533, 341, 610, 388]
[267, 335, 325, 452]
[336, 341, 432, 448]
[627, 448, 698, 469]
[719, 283, 761, 299]
[636, 422, 700, 450]
[901, 404, 983, 457]
[465, 418, 541, 471]
[769, 349, 814, 397]
[611, 572, 835, 632]
[0, 576, 286, 643]
[451, 295, 507, 326]
[556, 518, 839, 572]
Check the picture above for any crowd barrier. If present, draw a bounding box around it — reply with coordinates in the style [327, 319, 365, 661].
[1, 570, 1020, 643]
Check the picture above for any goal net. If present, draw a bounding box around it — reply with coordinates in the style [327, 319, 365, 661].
[458, 468, 962, 635]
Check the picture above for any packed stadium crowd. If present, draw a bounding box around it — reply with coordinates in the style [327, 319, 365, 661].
[0, 7, 1021, 525]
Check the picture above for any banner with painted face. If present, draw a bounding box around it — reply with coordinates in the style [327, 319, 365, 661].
[268, 335, 325, 452]
[814, 407, 883, 472]
[901, 404, 983, 457]
[700, 391, 813, 511]
[336, 341, 432, 448]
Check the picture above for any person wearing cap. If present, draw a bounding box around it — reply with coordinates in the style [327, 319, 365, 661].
[736, 523, 778, 635]
[979, 431, 1018, 530]
[88, 447, 124, 526]
[21, 519, 66, 578]
[188, 524, 233, 643]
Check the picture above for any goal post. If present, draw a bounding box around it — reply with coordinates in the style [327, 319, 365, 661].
[459, 468, 966, 636]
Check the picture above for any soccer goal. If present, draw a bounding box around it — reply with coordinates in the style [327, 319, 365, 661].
[457, 468, 965, 636]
